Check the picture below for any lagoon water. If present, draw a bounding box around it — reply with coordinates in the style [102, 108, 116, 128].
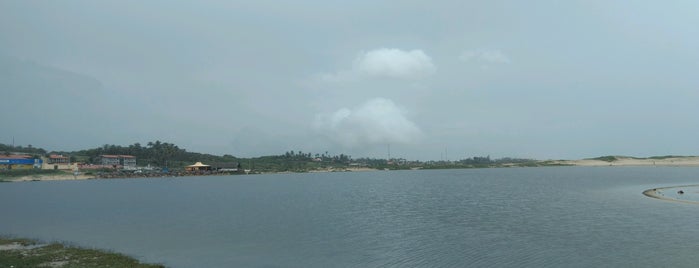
[2, 167, 699, 267]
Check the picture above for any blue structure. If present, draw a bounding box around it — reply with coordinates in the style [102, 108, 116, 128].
[0, 157, 42, 169]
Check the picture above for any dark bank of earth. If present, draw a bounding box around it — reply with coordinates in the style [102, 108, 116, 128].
[0, 237, 163, 268]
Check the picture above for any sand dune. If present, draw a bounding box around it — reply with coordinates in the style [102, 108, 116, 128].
[551, 156, 699, 167]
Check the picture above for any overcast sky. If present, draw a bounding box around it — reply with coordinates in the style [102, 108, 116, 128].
[1, 1, 698, 160]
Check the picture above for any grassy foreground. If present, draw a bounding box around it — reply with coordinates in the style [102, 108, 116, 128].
[0, 237, 164, 268]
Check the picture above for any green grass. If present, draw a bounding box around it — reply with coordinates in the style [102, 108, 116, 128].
[515, 161, 572, 167]
[588, 156, 618, 162]
[646, 155, 689, 160]
[0, 237, 164, 268]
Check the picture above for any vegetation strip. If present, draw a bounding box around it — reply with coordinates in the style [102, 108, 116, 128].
[0, 237, 164, 268]
[3, 142, 699, 178]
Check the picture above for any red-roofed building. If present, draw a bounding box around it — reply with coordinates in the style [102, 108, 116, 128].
[41, 154, 76, 170]
[48, 154, 70, 164]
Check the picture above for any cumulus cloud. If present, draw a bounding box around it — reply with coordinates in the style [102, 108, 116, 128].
[314, 98, 422, 147]
[354, 48, 436, 79]
[315, 48, 436, 83]
[458, 49, 511, 64]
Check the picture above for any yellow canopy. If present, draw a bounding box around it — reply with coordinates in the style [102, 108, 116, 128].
[187, 162, 210, 167]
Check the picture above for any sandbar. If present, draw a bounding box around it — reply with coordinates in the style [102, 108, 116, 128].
[554, 156, 699, 167]
[643, 185, 699, 205]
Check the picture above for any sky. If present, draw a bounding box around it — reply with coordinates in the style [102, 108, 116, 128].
[1, 1, 698, 160]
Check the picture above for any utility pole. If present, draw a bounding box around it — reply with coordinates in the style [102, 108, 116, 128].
[387, 144, 391, 161]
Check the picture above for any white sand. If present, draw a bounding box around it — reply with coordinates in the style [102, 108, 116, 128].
[308, 167, 378, 173]
[6, 174, 94, 182]
[551, 156, 699, 167]
[643, 185, 699, 205]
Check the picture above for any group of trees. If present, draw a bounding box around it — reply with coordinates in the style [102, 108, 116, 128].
[1, 142, 541, 172]
[1, 141, 361, 171]
[283, 151, 351, 164]
[458, 156, 493, 165]
[1, 143, 46, 157]
[70, 141, 238, 167]
[244, 151, 354, 172]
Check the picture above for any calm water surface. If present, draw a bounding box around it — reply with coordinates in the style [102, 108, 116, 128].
[2, 167, 699, 267]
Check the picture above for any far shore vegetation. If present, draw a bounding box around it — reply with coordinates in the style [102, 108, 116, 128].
[1, 141, 548, 175]
[586, 155, 695, 162]
[0, 237, 164, 268]
[2, 142, 696, 177]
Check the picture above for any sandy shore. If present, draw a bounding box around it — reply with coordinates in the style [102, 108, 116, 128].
[4, 174, 95, 182]
[308, 167, 378, 173]
[552, 156, 699, 167]
[3, 167, 380, 182]
[4, 156, 698, 182]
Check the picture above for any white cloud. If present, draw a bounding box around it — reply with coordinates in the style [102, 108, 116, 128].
[459, 49, 511, 64]
[354, 48, 436, 79]
[314, 98, 422, 147]
[314, 48, 436, 83]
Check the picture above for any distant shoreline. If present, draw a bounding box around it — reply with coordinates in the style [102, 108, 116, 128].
[549, 156, 699, 167]
[3, 156, 699, 183]
[0, 167, 382, 182]
[3, 173, 95, 182]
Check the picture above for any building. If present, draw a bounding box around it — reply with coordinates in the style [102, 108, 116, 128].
[48, 154, 70, 164]
[99, 155, 137, 169]
[185, 162, 211, 172]
[42, 154, 76, 170]
[0, 155, 42, 170]
[210, 162, 240, 172]
[121, 155, 136, 168]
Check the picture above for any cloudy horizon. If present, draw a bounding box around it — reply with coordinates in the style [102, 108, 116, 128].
[2, 1, 698, 161]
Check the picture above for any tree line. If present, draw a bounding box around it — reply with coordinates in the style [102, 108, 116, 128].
[1, 142, 540, 171]
[68, 141, 238, 167]
[1, 143, 46, 157]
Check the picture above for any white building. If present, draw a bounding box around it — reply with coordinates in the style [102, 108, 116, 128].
[100, 155, 137, 168]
